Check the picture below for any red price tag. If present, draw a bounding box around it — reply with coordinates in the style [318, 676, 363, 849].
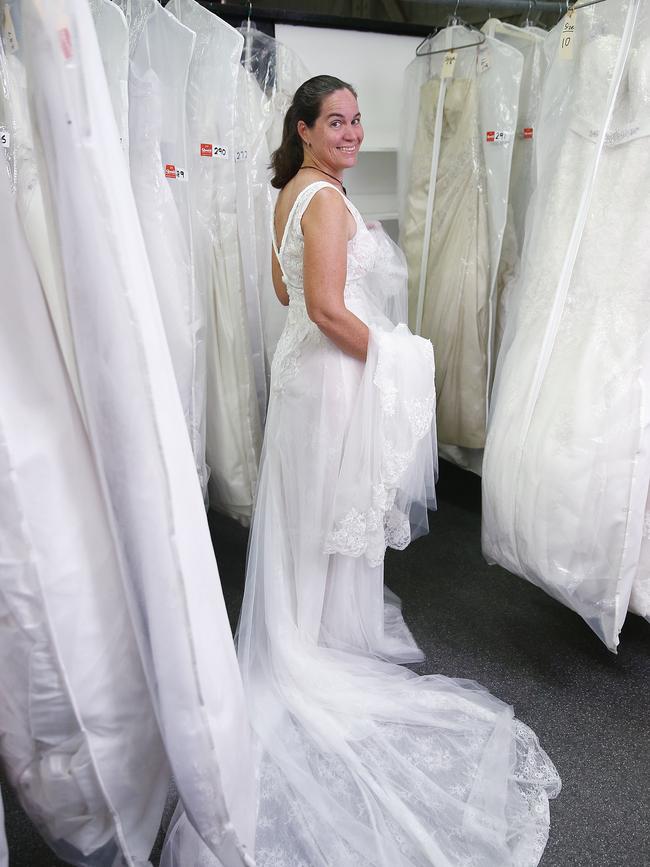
[200, 143, 212, 157]
[165, 164, 176, 179]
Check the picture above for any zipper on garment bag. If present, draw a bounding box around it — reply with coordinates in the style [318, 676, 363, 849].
[510, 0, 642, 577]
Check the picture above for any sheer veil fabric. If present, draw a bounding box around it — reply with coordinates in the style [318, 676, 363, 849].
[162, 183, 560, 867]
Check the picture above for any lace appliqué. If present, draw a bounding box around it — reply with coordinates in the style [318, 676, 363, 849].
[271, 303, 318, 396]
[324, 332, 435, 567]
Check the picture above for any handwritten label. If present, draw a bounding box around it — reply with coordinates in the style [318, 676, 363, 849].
[441, 50, 457, 80]
[164, 163, 187, 181]
[235, 148, 248, 162]
[560, 8, 576, 60]
[199, 143, 229, 160]
[478, 46, 491, 74]
[486, 130, 512, 144]
[0, 127, 9, 149]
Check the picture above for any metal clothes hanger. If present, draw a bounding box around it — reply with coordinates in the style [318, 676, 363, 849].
[415, 0, 487, 57]
[521, 0, 536, 27]
[571, 0, 608, 10]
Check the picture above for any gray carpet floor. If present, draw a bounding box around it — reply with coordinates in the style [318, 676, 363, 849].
[4, 461, 650, 866]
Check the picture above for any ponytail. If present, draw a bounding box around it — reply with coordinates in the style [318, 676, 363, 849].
[270, 75, 357, 190]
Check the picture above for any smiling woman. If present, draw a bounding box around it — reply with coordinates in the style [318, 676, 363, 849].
[162, 73, 560, 867]
[270, 75, 370, 360]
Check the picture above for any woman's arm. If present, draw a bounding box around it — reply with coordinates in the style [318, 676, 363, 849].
[271, 246, 290, 306]
[302, 188, 369, 361]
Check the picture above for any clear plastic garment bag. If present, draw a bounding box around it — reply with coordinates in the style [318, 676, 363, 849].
[237, 24, 310, 368]
[117, 0, 210, 495]
[234, 62, 270, 420]
[21, 0, 256, 863]
[482, 0, 650, 650]
[88, 0, 129, 158]
[0, 0, 82, 413]
[168, 0, 262, 525]
[398, 27, 522, 472]
[0, 140, 168, 865]
[481, 19, 546, 359]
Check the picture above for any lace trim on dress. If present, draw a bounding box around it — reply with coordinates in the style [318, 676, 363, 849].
[324, 328, 436, 567]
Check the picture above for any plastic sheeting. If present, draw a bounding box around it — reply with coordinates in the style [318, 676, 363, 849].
[235, 64, 269, 418]
[398, 26, 522, 469]
[168, 0, 262, 525]
[482, 0, 650, 650]
[0, 0, 82, 413]
[481, 20, 546, 356]
[88, 0, 129, 158]
[22, 0, 256, 863]
[121, 0, 209, 494]
[238, 23, 310, 155]
[237, 23, 309, 372]
[0, 143, 168, 866]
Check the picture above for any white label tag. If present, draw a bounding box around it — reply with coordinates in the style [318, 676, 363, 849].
[560, 9, 576, 60]
[164, 163, 187, 181]
[441, 50, 457, 80]
[235, 147, 248, 162]
[485, 130, 512, 144]
[478, 46, 491, 74]
[0, 128, 9, 148]
[200, 143, 229, 160]
[2, 5, 19, 55]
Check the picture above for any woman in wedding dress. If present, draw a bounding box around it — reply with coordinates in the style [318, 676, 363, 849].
[163, 76, 560, 867]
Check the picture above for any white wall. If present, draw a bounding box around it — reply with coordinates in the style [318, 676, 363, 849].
[275, 24, 420, 150]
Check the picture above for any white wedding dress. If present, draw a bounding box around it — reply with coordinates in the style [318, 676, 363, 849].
[162, 182, 560, 867]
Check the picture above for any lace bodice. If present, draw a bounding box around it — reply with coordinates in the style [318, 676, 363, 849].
[274, 181, 380, 301]
[270, 181, 381, 395]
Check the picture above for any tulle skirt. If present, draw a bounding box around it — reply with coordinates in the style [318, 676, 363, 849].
[162, 280, 560, 866]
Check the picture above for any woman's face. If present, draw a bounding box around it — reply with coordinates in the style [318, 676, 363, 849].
[300, 88, 364, 173]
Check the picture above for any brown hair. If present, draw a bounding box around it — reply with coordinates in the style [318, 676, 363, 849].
[270, 75, 357, 189]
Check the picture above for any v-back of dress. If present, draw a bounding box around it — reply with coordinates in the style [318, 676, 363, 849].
[162, 182, 560, 867]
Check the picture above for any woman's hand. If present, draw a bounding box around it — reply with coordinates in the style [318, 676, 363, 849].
[301, 188, 369, 361]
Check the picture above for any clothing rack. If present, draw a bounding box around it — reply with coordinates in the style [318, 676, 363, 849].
[415, 0, 560, 8]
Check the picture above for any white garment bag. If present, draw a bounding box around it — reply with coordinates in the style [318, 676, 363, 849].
[125, 0, 210, 494]
[21, 0, 256, 862]
[237, 25, 310, 367]
[237, 24, 309, 156]
[168, 0, 262, 525]
[481, 20, 546, 357]
[88, 0, 129, 158]
[0, 1, 82, 412]
[234, 65, 269, 420]
[398, 28, 522, 471]
[0, 146, 168, 865]
[482, 0, 650, 649]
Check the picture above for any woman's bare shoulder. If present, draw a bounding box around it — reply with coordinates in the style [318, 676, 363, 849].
[275, 174, 344, 240]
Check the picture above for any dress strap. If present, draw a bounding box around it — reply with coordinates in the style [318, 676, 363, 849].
[272, 181, 350, 269]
